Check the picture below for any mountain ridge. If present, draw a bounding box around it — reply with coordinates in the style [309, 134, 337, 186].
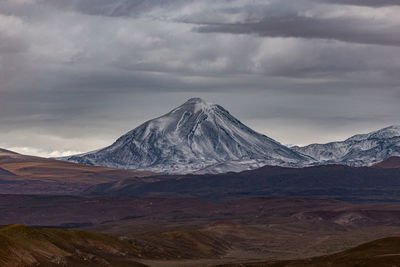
[83, 163, 400, 203]
[293, 125, 400, 167]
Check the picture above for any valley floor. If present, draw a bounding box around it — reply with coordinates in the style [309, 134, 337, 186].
[2, 195, 400, 266]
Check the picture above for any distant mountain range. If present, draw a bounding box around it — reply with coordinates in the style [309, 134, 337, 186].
[62, 98, 399, 174]
[293, 125, 400, 167]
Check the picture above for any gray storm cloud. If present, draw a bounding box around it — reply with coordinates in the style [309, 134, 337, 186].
[195, 15, 400, 47]
[0, 0, 399, 156]
[313, 0, 400, 7]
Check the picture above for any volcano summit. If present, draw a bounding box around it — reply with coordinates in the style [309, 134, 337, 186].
[64, 98, 309, 173]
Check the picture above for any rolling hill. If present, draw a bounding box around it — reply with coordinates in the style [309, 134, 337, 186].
[222, 237, 400, 266]
[0, 148, 153, 194]
[0, 224, 147, 267]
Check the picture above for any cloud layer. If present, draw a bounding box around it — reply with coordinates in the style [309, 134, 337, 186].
[196, 15, 400, 47]
[0, 0, 399, 156]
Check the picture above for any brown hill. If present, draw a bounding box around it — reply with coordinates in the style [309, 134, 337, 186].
[128, 229, 231, 260]
[221, 237, 400, 266]
[0, 148, 19, 155]
[0, 224, 232, 265]
[0, 224, 147, 267]
[0, 148, 154, 194]
[373, 156, 400, 168]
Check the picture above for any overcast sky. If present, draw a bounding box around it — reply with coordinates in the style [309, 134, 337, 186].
[0, 0, 399, 157]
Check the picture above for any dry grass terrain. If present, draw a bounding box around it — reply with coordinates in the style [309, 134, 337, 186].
[219, 237, 400, 266]
[0, 224, 147, 266]
[2, 223, 400, 267]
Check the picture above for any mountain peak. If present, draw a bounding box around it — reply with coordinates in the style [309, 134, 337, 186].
[65, 99, 307, 173]
[182, 97, 213, 109]
[173, 97, 217, 115]
[185, 97, 208, 104]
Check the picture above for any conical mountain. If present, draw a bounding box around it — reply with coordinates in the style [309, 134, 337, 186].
[65, 98, 309, 173]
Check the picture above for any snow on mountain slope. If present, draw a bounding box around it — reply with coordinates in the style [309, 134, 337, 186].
[63, 98, 310, 173]
[292, 125, 400, 166]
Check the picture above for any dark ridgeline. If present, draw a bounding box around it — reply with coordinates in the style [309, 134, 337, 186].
[85, 164, 400, 203]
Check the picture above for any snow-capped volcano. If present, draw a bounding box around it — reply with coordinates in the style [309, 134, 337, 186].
[64, 98, 309, 173]
[292, 125, 400, 166]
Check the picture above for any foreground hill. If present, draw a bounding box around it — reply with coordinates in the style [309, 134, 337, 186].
[85, 164, 400, 202]
[63, 98, 309, 174]
[0, 224, 146, 267]
[3, 223, 400, 266]
[0, 148, 153, 194]
[4, 197, 400, 265]
[222, 237, 400, 266]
